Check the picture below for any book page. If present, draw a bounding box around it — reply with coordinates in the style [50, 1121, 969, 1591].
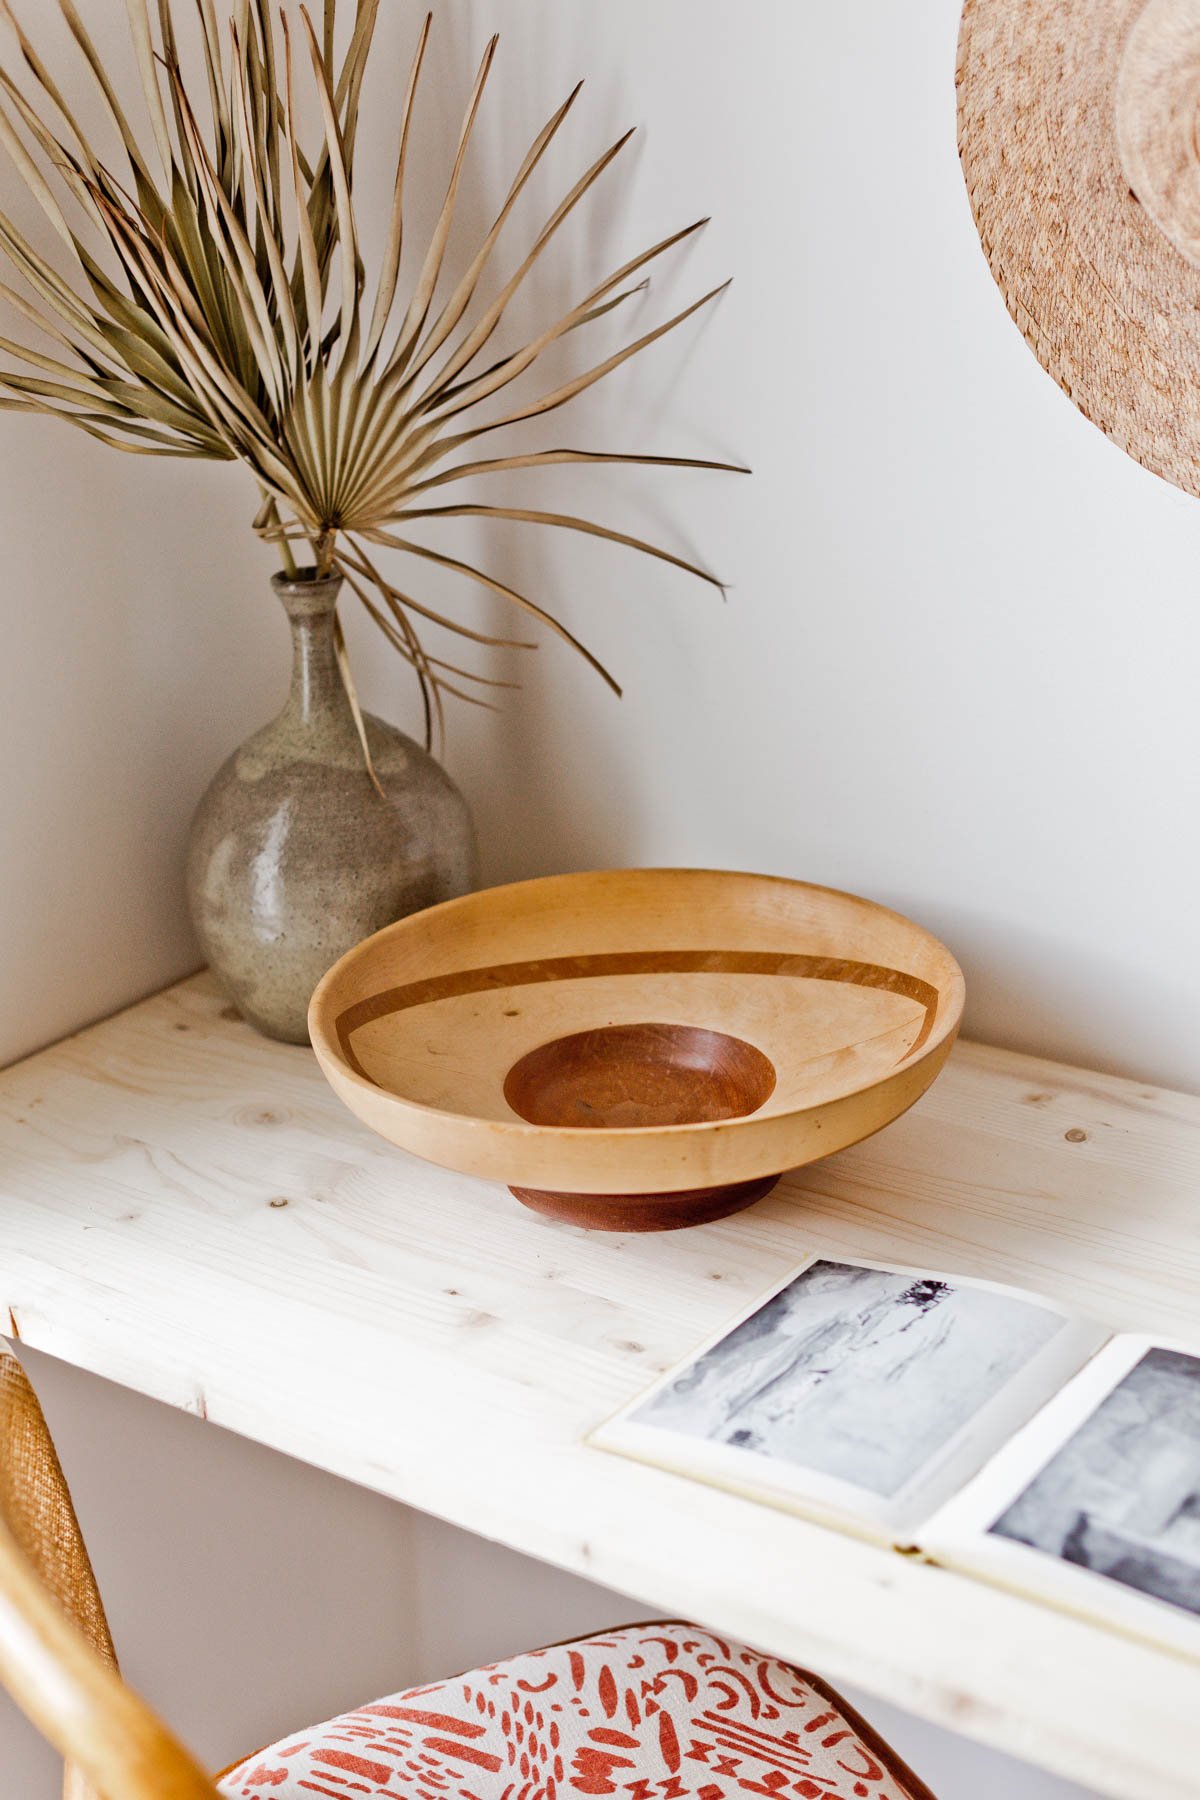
[591, 1254, 1108, 1542]
[923, 1335, 1200, 1657]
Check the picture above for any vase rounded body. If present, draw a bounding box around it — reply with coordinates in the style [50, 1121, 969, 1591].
[187, 571, 478, 1043]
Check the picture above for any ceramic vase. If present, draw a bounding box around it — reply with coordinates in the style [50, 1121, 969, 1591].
[187, 569, 477, 1043]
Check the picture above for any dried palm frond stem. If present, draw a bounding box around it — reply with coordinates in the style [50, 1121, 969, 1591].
[0, 0, 743, 751]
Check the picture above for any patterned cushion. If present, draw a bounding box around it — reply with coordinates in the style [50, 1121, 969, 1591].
[217, 1620, 932, 1800]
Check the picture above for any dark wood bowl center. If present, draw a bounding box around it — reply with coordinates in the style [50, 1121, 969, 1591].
[503, 1022, 777, 1131]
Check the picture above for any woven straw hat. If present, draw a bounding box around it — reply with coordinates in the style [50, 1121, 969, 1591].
[957, 0, 1200, 497]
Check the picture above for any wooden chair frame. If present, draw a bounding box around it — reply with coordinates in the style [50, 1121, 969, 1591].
[0, 1348, 219, 1800]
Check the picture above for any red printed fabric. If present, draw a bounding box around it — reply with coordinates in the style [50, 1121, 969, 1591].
[217, 1621, 928, 1800]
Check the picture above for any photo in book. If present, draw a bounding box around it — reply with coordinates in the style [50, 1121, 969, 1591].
[630, 1259, 1070, 1500]
[991, 1346, 1200, 1618]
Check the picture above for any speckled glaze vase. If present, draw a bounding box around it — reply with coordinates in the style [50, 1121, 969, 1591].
[187, 569, 478, 1043]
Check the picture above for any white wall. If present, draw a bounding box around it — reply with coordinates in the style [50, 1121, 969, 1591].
[1, 2, 1194, 1796]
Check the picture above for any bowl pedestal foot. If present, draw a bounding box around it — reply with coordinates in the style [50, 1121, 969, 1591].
[508, 1173, 782, 1232]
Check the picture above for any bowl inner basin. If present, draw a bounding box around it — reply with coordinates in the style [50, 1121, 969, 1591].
[338, 961, 937, 1125]
[503, 1022, 777, 1130]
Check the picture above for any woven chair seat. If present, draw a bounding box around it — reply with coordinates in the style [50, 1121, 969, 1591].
[216, 1621, 933, 1800]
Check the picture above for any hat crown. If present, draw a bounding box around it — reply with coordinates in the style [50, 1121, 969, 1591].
[1117, 0, 1200, 267]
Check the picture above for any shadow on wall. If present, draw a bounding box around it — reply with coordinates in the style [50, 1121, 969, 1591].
[371, 1, 741, 887]
[908, 902, 1191, 1091]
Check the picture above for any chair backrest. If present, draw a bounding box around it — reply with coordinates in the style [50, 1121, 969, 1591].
[0, 1349, 220, 1800]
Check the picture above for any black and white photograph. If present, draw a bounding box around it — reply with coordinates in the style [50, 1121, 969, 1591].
[629, 1259, 1070, 1498]
[991, 1348, 1200, 1618]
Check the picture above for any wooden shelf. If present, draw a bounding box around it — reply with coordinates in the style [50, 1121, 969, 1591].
[2, 973, 1199, 1799]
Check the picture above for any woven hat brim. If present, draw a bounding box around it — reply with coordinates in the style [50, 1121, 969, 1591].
[958, 0, 1200, 499]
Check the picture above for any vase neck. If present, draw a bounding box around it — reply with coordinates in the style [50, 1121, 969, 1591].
[272, 570, 355, 735]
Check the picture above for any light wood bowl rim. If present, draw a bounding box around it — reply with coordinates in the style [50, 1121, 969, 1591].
[308, 868, 965, 1193]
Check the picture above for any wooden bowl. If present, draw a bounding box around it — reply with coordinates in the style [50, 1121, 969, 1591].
[308, 869, 965, 1231]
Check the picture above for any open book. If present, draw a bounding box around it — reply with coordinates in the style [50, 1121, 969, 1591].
[592, 1256, 1200, 1659]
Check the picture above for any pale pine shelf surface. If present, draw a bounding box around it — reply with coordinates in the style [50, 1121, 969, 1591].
[1, 974, 1199, 1800]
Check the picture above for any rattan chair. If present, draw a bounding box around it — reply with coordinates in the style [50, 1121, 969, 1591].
[0, 1347, 937, 1800]
[0, 1350, 216, 1799]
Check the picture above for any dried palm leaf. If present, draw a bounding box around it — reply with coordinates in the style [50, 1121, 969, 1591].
[0, 0, 745, 749]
